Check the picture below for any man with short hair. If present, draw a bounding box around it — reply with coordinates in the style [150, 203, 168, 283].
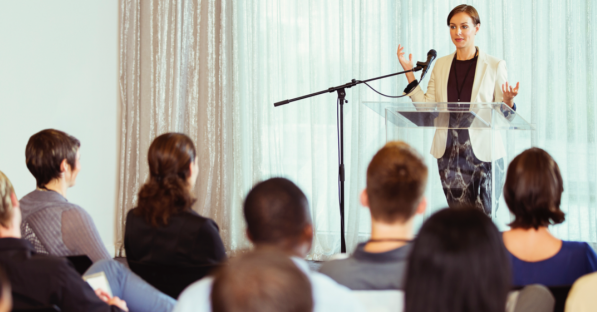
[174, 178, 364, 312]
[319, 141, 428, 290]
[211, 249, 313, 312]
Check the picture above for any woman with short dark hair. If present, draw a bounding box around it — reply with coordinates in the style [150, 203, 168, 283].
[404, 207, 511, 312]
[19, 129, 112, 262]
[125, 133, 226, 268]
[502, 148, 597, 286]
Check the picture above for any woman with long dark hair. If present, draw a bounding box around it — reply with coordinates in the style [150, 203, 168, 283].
[404, 207, 511, 312]
[125, 133, 226, 267]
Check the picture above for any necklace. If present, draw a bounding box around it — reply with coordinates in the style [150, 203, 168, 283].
[452, 48, 478, 102]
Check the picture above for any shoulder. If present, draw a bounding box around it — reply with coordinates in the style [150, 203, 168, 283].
[20, 190, 80, 213]
[18, 190, 38, 205]
[309, 269, 356, 296]
[308, 270, 365, 311]
[562, 240, 594, 252]
[480, 51, 506, 69]
[572, 271, 597, 289]
[180, 211, 220, 232]
[319, 257, 354, 277]
[126, 208, 142, 222]
[26, 253, 74, 277]
[434, 53, 454, 67]
[567, 272, 597, 310]
[174, 277, 214, 312]
[61, 204, 94, 221]
[562, 241, 597, 262]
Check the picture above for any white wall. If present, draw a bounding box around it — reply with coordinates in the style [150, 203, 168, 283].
[0, 1, 118, 256]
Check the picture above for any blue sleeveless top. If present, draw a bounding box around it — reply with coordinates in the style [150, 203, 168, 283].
[509, 241, 597, 286]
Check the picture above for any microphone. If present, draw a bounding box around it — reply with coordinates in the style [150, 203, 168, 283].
[415, 49, 437, 82]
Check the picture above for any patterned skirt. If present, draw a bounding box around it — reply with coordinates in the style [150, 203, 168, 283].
[437, 112, 504, 216]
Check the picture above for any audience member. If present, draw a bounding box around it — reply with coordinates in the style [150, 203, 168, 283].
[125, 133, 226, 268]
[319, 141, 427, 290]
[211, 249, 313, 312]
[0, 266, 11, 312]
[404, 207, 553, 312]
[174, 178, 364, 312]
[502, 148, 597, 287]
[0, 170, 176, 312]
[564, 271, 597, 311]
[19, 129, 111, 262]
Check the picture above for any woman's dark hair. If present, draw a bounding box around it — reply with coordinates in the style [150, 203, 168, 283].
[25, 129, 80, 188]
[135, 133, 197, 227]
[504, 148, 565, 229]
[447, 4, 481, 26]
[404, 207, 511, 312]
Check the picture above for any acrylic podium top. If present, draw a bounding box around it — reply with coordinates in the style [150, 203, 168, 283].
[362, 102, 534, 130]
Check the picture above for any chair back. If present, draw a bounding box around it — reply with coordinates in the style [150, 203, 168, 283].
[352, 290, 404, 312]
[128, 260, 219, 299]
[548, 285, 572, 312]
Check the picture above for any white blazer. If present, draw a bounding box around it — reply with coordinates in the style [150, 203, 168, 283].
[408, 48, 508, 162]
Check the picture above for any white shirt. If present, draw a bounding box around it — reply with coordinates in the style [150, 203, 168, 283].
[174, 257, 365, 312]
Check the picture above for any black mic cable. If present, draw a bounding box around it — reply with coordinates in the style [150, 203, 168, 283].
[361, 49, 437, 98]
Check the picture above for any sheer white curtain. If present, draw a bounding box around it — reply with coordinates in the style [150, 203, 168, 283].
[116, 0, 236, 255]
[231, 0, 597, 258]
[118, 0, 597, 258]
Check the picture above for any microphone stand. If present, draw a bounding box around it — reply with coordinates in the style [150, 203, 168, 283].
[274, 67, 422, 253]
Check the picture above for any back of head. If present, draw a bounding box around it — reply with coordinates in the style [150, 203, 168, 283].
[211, 249, 313, 312]
[0, 171, 15, 228]
[243, 178, 310, 246]
[405, 207, 510, 312]
[136, 133, 197, 226]
[366, 141, 428, 223]
[505, 148, 565, 229]
[25, 129, 80, 188]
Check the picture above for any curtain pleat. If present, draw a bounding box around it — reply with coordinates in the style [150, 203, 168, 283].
[116, 0, 235, 255]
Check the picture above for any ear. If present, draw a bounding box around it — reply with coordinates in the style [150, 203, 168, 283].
[475, 23, 480, 34]
[10, 192, 18, 209]
[360, 189, 370, 208]
[59, 158, 69, 173]
[304, 223, 314, 241]
[416, 196, 427, 215]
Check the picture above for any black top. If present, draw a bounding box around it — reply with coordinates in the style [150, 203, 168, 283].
[447, 56, 477, 102]
[124, 209, 226, 267]
[0, 238, 123, 312]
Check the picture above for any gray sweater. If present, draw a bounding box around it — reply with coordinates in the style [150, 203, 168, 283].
[319, 242, 412, 290]
[19, 189, 111, 262]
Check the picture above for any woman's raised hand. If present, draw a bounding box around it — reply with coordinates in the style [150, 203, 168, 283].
[501, 81, 519, 107]
[397, 44, 413, 71]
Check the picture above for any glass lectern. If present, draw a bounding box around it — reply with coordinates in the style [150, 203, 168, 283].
[363, 102, 535, 230]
